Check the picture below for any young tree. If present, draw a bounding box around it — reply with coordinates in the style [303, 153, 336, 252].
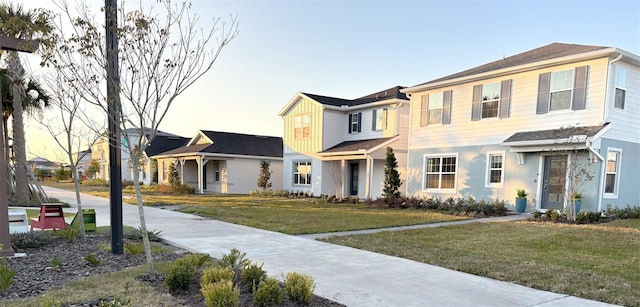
[256, 160, 272, 191]
[168, 161, 180, 190]
[0, 3, 54, 204]
[52, 0, 238, 273]
[151, 159, 158, 184]
[86, 159, 100, 179]
[382, 147, 402, 201]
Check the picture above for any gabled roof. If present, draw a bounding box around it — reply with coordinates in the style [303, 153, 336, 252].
[502, 124, 608, 144]
[145, 135, 190, 157]
[322, 137, 396, 153]
[154, 131, 283, 158]
[280, 86, 408, 116]
[404, 43, 613, 92]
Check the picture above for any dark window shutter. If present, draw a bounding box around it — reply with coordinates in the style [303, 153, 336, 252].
[372, 109, 377, 131]
[572, 66, 588, 110]
[471, 85, 482, 121]
[348, 113, 353, 133]
[357, 112, 362, 132]
[442, 90, 452, 124]
[536, 72, 551, 114]
[499, 79, 512, 118]
[420, 95, 428, 127]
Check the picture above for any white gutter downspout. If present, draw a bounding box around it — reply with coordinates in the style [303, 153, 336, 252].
[603, 53, 623, 123]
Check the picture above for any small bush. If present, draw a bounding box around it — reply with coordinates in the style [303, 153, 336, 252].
[82, 179, 108, 187]
[221, 248, 249, 269]
[253, 277, 282, 306]
[11, 231, 57, 249]
[123, 227, 162, 242]
[532, 210, 543, 219]
[165, 258, 197, 293]
[55, 228, 81, 241]
[85, 254, 101, 267]
[183, 253, 211, 270]
[124, 242, 146, 255]
[240, 262, 267, 292]
[39, 290, 63, 307]
[546, 208, 563, 222]
[575, 211, 602, 224]
[605, 204, 640, 220]
[249, 190, 260, 197]
[44, 257, 62, 268]
[201, 266, 235, 287]
[283, 272, 314, 304]
[0, 260, 17, 295]
[201, 280, 239, 307]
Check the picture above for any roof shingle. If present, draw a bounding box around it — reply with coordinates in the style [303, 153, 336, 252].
[303, 86, 408, 107]
[503, 124, 608, 143]
[155, 131, 283, 158]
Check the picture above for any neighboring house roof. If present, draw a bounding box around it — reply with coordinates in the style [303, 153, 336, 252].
[145, 135, 190, 157]
[322, 137, 396, 153]
[154, 131, 283, 158]
[303, 86, 408, 107]
[502, 124, 609, 144]
[403, 43, 615, 92]
[27, 157, 60, 169]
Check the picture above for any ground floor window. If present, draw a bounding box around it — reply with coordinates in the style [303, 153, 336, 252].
[424, 154, 458, 191]
[605, 149, 621, 196]
[293, 161, 312, 185]
[486, 152, 504, 187]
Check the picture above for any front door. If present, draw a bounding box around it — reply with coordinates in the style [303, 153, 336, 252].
[350, 163, 359, 196]
[541, 155, 567, 210]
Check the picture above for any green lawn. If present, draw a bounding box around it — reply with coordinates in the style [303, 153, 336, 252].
[323, 219, 640, 307]
[43, 183, 466, 234]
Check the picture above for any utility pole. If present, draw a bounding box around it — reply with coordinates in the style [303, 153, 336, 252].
[0, 36, 39, 257]
[105, 0, 123, 254]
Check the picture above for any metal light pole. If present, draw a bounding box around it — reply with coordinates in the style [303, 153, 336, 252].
[105, 0, 123, 254]
[0, 36, 38, 257]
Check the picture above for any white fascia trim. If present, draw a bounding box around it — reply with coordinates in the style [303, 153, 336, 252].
[186, 131, 213, 146]
[154, 153, 283, 161]
[322, 98, 408, 112]
[402, 48, 619, 93]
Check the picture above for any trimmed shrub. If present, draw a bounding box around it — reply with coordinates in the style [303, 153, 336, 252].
[605, 205, 640, 220]
[575, 211, 602, 224]
[253, 277, 282, 306]
[11, 231, 57, 249]
[283, 272, 314, 304]
[165, 258, 197, 293]
[201, 280, 239, 307]
[240, 262, 267, 292]
[201, 266, 235, 287]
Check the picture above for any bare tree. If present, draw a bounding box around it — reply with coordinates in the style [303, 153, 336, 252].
[51, 0, 238, 273]
[329, 161, 344, 200]
[35, 63, 103, 238]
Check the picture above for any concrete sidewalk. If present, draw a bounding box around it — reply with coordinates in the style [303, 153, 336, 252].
[43, 186, 617, 307]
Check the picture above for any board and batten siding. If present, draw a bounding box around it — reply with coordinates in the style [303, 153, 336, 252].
[408, 58, 610, 150]
[282, 97, 324, 154]
[604, 61, 640, 143]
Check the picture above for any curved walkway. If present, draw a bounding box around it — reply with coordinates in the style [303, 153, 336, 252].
[42, 186, 617, 307]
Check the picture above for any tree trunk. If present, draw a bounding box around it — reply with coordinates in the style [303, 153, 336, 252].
[132, 157, 154, 273]
[8, 51, 28, 204]
[69, 159, 86, 238]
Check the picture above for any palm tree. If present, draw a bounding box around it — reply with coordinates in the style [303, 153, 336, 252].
[0, 3, 53, 204]
[0, 69, 50, 174]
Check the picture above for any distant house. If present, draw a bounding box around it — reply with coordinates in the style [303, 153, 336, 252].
[401, 42, 640, 212]
[91, 129, 190, 185]
[152, 130, 283, 194]
[278, 86, 410, 199]
[27, 157, 60, 171]
[72, 149, 92, 178]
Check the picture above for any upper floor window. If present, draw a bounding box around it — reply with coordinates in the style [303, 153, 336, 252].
[424, 154, 457, 191]
[604, 149, 621, 197]
[294, 114, 311, 139]
[293, 161, 312, 186]
[372, 108, 387, 131]
[536, 66, 588, 114]
[420, 91, 452, 126]
[472, 80, 512, 120]
[614, 67, 627, 109]
[348, 112, 362, 133]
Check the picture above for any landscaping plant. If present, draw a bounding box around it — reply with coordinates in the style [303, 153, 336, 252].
[283, 272, 315, 304]
[240, 262, 267, 292]
[201, 280, 239, 307]
[253, 277, 283, 306]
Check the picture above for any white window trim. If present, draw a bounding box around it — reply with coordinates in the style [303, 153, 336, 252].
[422, 153, 458, 193]
[549, 69, 574, 112]
[603, 148, 622, 199]
[481, 82, 501, 119]
[485, 151, 505, 188]
[614, 67, 627, 110]
[428, 93, 443, 125]
[350, 112, 360, 134]
[293, 160, 312, 186]
[294, 113, 311, 140]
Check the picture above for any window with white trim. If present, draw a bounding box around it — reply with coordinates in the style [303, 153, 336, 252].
[549, 69, 574, 111]
[481, 82, 500, 118]
[424, 154, 457, 191]
[293, 161, 312, 186]
[604, 149, 621, 196]
[486, 152, 504, 186]
[614, 67, 627, 109]
[348, 112, 362, 133]
[428, 92, 443, 124]
[294, 114, 311, 139]
[373, 108, 387, 131]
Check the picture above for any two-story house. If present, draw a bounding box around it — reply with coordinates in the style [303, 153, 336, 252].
[278, 86, 410, 199]
[92, 128, 189, 185]
[401, 43, 640, 212]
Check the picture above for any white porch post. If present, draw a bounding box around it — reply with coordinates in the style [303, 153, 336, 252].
[365, 155, 371, 199]
[178, 158, 185, 184]
[340, 159, 346, 200]
[196, 156, 203, 194]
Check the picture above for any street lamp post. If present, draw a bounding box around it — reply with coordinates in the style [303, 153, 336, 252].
[0, 36, 38, 257]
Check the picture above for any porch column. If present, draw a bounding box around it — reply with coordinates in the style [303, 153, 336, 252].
[196, 156, 203, 194]
[365, 155, 371, 199]
[178, 158, 185, 184]
[340, 159, 346, 200]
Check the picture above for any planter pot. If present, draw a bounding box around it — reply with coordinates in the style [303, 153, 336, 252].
[515, 197, 527, 213]
[575, 199, 582, 214]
